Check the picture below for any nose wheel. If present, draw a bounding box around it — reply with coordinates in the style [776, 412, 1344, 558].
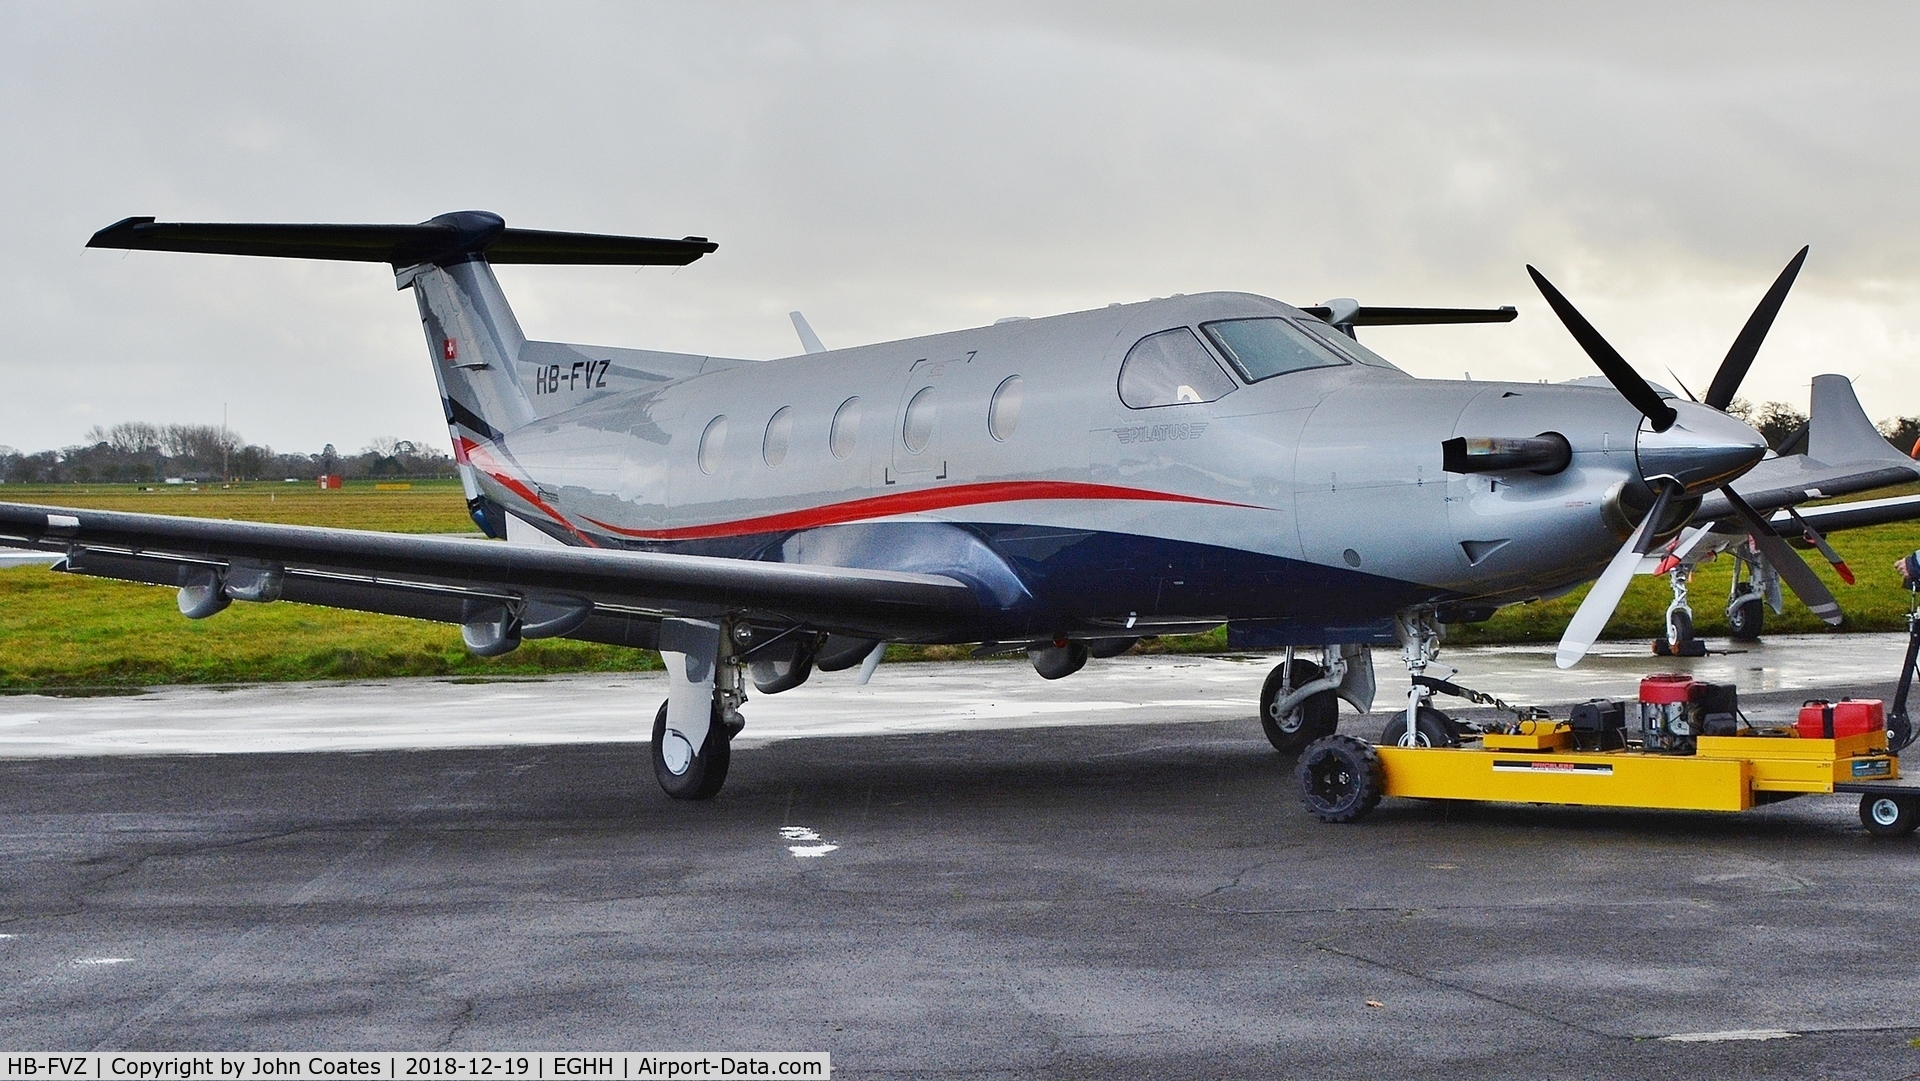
[1380, 706, 1459, 748]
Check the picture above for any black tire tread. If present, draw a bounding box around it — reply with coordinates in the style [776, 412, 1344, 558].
[1859, 793, 1919, 838]
[651, 700, 731, 800]
[1260, 660, 1340, 755]
[1297, 734, 1385, 823]
[1379, 707, 1460, 748]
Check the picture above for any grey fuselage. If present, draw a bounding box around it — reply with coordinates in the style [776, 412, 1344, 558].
[437, 276, 1654, 647]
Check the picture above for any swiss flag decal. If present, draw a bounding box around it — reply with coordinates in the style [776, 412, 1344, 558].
[442, 337, 458, 361]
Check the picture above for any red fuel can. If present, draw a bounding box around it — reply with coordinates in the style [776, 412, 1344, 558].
[1796, 699, 1885, 740]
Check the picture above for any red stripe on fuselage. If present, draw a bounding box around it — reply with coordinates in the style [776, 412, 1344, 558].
[459, 437, 601, 548]
[581, 481, 1262, 541]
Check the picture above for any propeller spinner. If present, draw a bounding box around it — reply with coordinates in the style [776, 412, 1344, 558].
[1526, 250, 1837, 668]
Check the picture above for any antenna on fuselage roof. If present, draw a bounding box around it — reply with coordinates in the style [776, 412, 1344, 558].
[789, 311, 827, 354]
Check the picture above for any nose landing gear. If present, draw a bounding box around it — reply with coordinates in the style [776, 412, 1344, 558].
[1654, 564, 1708, 657]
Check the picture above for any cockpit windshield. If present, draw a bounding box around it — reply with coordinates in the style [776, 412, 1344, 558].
[1291, 319, 1403, 372]
[1199, 318, 1349, 383]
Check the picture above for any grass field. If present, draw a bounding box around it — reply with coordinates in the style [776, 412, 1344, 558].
[4, 479, 1920, 689]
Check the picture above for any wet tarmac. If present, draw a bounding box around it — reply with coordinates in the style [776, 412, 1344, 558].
[3, 632, 1914, 757]
[2, 636, 1918, 1077]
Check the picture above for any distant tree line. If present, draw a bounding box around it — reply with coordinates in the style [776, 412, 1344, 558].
[0, 422, 456, 484]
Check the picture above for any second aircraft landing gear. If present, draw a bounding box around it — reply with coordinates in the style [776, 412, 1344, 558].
[1653, 565, 1708, 657]
[1728, 586, 1766, 640]
[1727, 540, 1779, 643]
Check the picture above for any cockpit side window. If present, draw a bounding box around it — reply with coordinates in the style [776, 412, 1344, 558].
[1201, 317, 1349, 383]
[1117, 328, 1239, 409]
[1292, 318, 1403, 371]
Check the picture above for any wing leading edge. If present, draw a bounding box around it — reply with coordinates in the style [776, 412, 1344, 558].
[0, 502, 980, 649]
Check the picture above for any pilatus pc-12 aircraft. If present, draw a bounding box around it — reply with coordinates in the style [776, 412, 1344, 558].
[5, 213, 1918, 799]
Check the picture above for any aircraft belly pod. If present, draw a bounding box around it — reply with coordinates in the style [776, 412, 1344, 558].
[7, 213, 1919, 798]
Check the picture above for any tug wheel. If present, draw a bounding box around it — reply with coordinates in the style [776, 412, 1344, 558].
[1260, 660, 1340, 755]
[1379, 707, 1460, 748]
[1297, 735, 1385, 823]
[1859, 794, 1919, 838]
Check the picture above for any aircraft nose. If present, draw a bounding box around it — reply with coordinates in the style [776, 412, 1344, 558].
[1636, 401, 1769, 494]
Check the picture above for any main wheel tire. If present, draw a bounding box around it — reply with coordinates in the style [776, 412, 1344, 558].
[1859, 794, 1919, 838]
[1297, 735, 1385, 823]
[1379, 706, 1460, 748]
[1260, 660, 1340, 755]
[651, 700, 732, 800]
[1728, 590, 1765, 641]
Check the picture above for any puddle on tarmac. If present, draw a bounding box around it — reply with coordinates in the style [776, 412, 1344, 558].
[1, 686, 148, 699]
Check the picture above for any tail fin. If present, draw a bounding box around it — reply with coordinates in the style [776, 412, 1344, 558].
[1807, 374, 1908, 466]
[89, 211, 717, 536]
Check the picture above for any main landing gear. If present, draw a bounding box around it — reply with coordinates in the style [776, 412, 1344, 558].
[1258, 643, 1376, 754]
[651, 617, 748, 800]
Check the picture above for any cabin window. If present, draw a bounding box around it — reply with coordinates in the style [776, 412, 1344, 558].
[1200, 318, 1348, 383]
[762, 406, 793, 467]
[697, 415, 728, 475]
[830, 396, 862, 460]
[988, 375, 1024, 441]
[1118, 328, 1238, 409]
[902, 387, 937, 453]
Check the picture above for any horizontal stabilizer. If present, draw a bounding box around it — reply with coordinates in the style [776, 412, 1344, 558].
[1301, 304, 1517, 327]
[88, 211, 717, 268]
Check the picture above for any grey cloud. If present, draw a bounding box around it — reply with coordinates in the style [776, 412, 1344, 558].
[2, 1, 1918, 454]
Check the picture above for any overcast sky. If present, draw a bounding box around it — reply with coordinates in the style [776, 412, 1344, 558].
[3, 1, 1918, 455]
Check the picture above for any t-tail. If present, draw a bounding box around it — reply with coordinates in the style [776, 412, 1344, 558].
[87, 211, 716, 538]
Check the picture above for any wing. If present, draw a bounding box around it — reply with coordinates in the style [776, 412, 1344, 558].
[1774, 492, 1920, 536]
[0, 501, 980, 650]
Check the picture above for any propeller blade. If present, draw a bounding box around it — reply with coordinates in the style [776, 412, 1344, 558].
[1666, 367, 1700, 403]
[1556, 510, 1662, 669]
[1527, 266, 1678, 432]
[1703, 246, 1809, 411]
[1632, 480, 1680, 556]
[1785, 506, 1855, 585]
[1720, 487, 1843, 624]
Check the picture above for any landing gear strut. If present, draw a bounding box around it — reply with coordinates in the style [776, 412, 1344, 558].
[1653, 564, 1707, 657]
[651, 617, 746, 800]
[1260, 650, 1339, 754]
[1727, 541, 1777, 643]
[1259, 644, 1375, 755]
[1389, 609, 1457, 747]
